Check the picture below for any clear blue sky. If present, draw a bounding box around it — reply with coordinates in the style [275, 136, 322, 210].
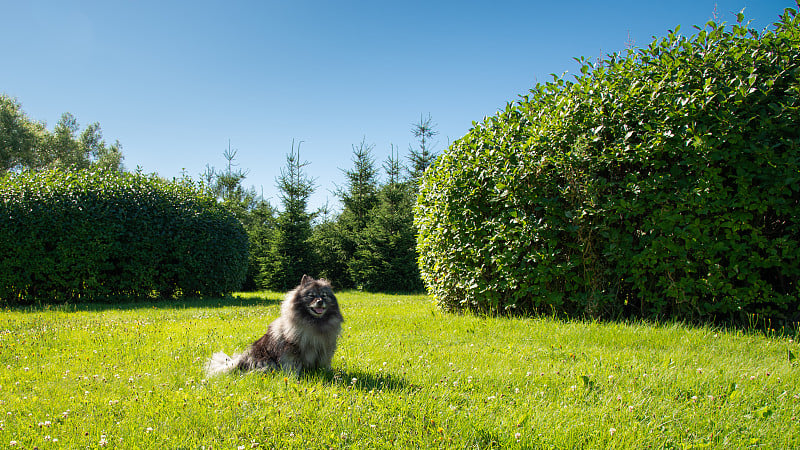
[1, 0, 794, 211]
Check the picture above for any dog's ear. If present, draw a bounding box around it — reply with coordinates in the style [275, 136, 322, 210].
[300, 274, 313, 286]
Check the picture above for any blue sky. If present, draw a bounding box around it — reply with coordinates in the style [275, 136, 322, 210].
[1, 0, 794, 211]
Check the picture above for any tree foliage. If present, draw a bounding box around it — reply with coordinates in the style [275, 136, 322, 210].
[261, 140, 317, 291]
[1, 94, 124, 172]
[310, 206, 350, 288]
[415, 7, 800, 323]
[313, 140, 423, 292]
[407, 113, 439, 184]
[201, 143, 276, 291]
[351, 170, 422, 292]
[0, 95, 43, 171]
[336, 139, 380, 287]
[338, 138, 380, 228]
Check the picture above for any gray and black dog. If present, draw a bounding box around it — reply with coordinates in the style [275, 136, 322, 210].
[205, 275, 343, 376]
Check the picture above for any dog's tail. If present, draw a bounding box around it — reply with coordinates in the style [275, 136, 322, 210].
[204, 351, 242, 377]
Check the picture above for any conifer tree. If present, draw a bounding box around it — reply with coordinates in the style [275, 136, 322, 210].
[261, 140, 316, 290]
[335, 139, 380, 287]
[407, 113, 438, 184]
[309, 202, 349, 288]
[351, 146, 422, 291]
[200, 143, 275, 290]
[338, 138, 379, 228]
[201, 141, 259, 220]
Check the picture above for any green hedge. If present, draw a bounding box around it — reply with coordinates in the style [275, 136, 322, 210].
[415, 8, 800, 323]
[0, 169, 248, 303]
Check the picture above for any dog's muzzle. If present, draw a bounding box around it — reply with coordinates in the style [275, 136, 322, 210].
[308, 298, 327, 317]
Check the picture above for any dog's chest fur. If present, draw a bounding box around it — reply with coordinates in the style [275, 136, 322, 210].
[248, 316, 341, 370]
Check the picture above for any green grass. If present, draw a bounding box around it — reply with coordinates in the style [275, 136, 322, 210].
[1, 292, 798, 448]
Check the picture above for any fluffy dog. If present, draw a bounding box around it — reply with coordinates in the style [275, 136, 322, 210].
[205, 275, 343, 376]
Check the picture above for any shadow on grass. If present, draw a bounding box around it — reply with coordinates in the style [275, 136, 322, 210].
[303, 367, 411, 393]
[4, 293, 283, 313]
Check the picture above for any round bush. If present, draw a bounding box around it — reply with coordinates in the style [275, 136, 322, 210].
[415, 9, 800, 323]
[0, 169, 248, 302]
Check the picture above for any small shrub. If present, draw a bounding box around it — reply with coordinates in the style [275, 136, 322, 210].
[0, 169, 248, 303]
[415, 7, 800, 323]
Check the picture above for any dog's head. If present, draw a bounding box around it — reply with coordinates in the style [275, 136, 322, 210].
[290, 275, 342, 324]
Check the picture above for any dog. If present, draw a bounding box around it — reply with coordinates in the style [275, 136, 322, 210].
[205, 275, 343, 376]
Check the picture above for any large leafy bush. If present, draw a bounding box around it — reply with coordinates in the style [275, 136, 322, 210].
[415, 8, 800, 322]
[0, 169, 248, 302]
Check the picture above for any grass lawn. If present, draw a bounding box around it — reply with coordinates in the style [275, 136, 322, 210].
[1, 291, 798, 448]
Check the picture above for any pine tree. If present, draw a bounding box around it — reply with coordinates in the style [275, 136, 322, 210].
[384, 144, 403, 185]
[334, 139, 380, 287]
[407, 113, 438, 183]
[338, 138, 379, 229]
[351, 146, 422, 292]
[261, 140, 316, 290]
[242, 200, 276, 291]
[199, 143, 275, 290]
[201, 141, 259, 221]
[309, 202, 349, 288]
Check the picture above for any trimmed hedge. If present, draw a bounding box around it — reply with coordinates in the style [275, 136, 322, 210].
[0, 169, 248, 302]
[415, 8, 800, 323]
